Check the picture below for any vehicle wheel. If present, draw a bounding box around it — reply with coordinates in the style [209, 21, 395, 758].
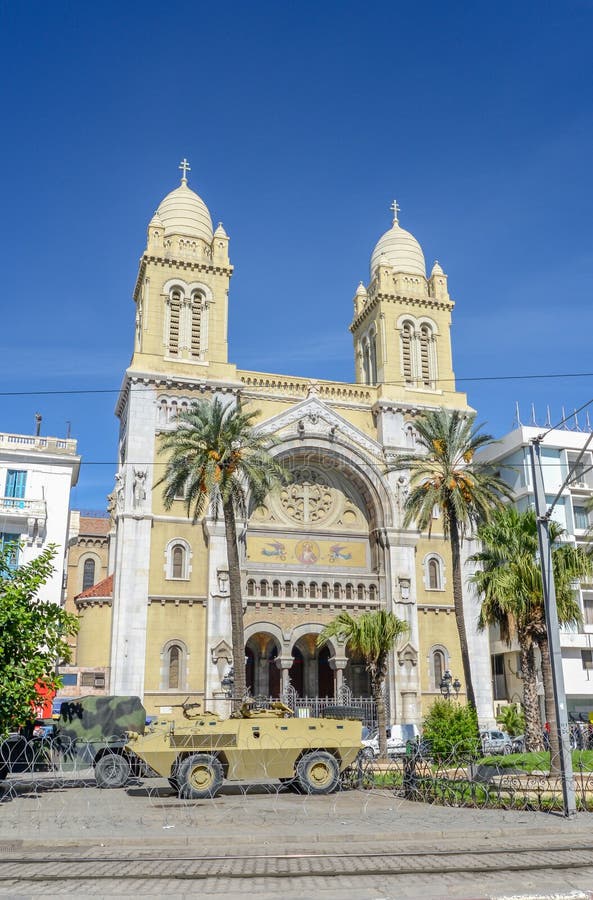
[0, 763, 7, 782]
[503, 745, 512, 756]
[95, 753, 131, 789]
[178, 754, 224, 800]
[168, 777, 179, 792]
[360, 747, 375, 762]
[296, 751, 340, 795]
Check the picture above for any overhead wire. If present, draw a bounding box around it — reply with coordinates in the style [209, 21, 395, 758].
[3, 369, 593, 397]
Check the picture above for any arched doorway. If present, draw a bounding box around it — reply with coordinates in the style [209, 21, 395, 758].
[245, 633, 281, 698]
[290, 634, 335, 699]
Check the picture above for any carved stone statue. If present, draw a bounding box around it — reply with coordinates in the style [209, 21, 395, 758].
[114, 472, 125, 510]
[133, 468, 147, 507]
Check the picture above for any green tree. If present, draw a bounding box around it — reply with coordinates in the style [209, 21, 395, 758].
[0, 544, 78, 736]
[390, 409, 513, 709]
[422, 699, 479, 764]
[471, 506, 590, 763]
[157, 397, 289, 707]
[318, 610, 409, 758]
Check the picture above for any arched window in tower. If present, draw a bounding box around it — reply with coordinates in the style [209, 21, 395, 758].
[172, 545, 184, 579]
[166, 539, 190, 580]
[362, 339, 371, 385]
[168, 644, 181, 689]
[432, 649, 445, 691]
[401, 322, 414, 384]
[419, 324, 433, 387]
[162, 641, 187, 691]
[168, 290, 181, 356]
[428, 558, 440, 590]
[369, 328, 377, 385]
[190, 293, 203, 358]
[82, 558, 95, 591]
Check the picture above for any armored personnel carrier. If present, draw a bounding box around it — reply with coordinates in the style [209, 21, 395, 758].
[124, 701, 362, 798]
[0, 695, 147, 786]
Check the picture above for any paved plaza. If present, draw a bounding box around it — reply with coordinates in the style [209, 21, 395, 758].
[1, 771, 593, 897]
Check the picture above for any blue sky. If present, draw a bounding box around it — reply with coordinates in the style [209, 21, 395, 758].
[1, 0, 592, 509]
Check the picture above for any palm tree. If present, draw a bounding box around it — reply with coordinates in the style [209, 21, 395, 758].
[318, 610, 409, 758]
[390, 409, 513, 709]
[472, 507, 544, 750]
[157, 396, 289, 707]
[471, 507, 590, 762]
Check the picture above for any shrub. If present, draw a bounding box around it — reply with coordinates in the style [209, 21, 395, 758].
[422, 700, 479, 763]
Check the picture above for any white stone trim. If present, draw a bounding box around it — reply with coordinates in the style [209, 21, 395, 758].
[423, 552, 446, 591]
[164, 537, 192, 581]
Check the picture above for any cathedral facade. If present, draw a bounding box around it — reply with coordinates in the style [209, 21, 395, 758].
[75, 165, 494, 726]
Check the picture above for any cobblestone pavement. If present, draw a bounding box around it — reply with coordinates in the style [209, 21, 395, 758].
[2, 772, 593, 898]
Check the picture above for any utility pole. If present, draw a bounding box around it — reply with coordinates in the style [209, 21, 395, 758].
[529, 438, 576, 818]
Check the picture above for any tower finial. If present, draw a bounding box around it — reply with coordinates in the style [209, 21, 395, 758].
[390, 199, 400, 225]
[179, 158, 191, 185]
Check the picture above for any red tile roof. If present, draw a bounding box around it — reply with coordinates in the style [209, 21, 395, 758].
[75, 573, 113, 600]
[79, 516, 111, 535]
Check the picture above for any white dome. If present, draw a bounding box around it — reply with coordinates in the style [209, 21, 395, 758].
[156, 181, 213, 243]
[370, 216, 426, 278]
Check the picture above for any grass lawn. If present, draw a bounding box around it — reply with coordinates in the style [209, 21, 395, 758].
[480, 750, 593, 772]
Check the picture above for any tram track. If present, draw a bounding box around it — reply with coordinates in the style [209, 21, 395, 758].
[1, 842, 593, 882]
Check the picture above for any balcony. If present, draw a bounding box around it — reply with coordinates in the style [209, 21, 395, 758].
[559, 631, 593, 650]
[0, 497, 47, 544]
[0, 432, 77, 456]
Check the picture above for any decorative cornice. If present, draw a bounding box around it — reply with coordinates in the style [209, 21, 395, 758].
[245, 598, 380, 612]
[256, 395, 383, 457]
[74, 596, 112, 610]
[148, 594, 207, 606]
[238, 372, 375, 407]
[143, 252, 233, 276]
[418, 603, 454, 613]
[350, 292, 454, 332]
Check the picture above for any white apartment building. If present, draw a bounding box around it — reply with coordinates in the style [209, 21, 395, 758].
[0, 430, 80, 605]
[479, 419, 593, 718]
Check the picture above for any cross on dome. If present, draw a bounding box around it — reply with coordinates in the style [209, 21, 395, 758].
[390, 199, 401, 225]
[179, 158, 191, 184]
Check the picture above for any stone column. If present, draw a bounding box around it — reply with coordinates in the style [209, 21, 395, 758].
[203, 518, 233, 704]
[257, 656, 269, 697]
[276, 657, 294, 696]
[329, 657, 348, 697]
[401, 691, 417, 723]
[110, 381, 156, 697]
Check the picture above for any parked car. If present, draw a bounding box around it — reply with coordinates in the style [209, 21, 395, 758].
[480, 729, 513, 755]
[361, 723, 420, 759]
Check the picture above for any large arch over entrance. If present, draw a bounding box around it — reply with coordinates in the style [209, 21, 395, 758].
[245, 631, 281, 698]
[290, 633, 335, 699]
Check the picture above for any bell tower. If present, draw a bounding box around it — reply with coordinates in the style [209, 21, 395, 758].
[130, 159, 236, 381]
[350, 201, 455, 396]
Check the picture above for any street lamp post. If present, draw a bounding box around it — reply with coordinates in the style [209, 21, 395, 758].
[221, 667, 234, 699]
[440, 670, 461, 700]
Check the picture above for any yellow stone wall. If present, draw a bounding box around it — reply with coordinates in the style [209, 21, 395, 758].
[417, 608, 466, 715]
[147, 516, 209, 596]
[76, 604, 112, 667]
[143, 601, 207, 715]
